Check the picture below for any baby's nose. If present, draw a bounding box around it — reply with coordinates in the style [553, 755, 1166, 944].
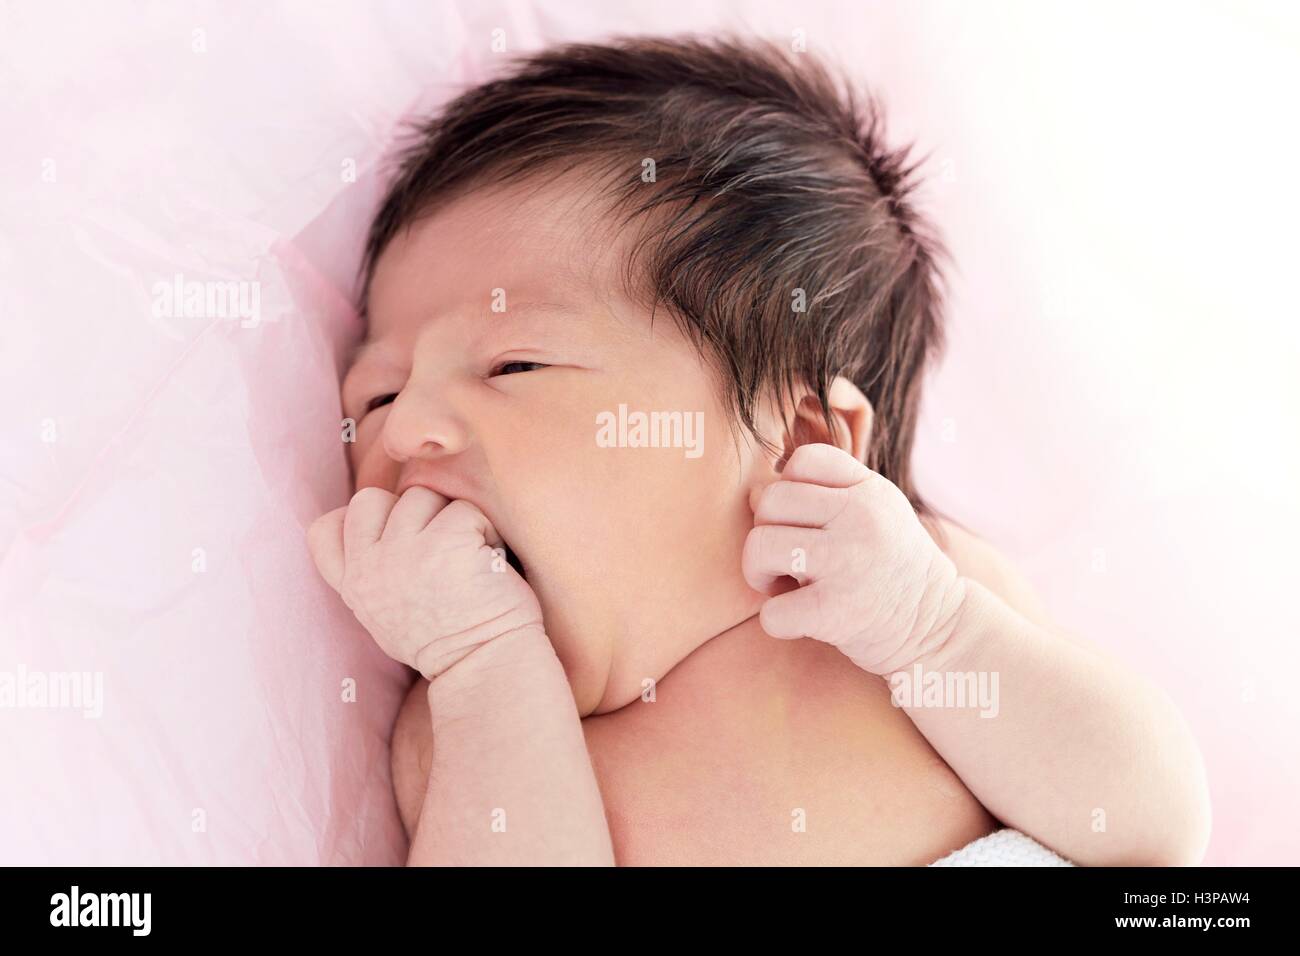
[381, 389, 468, 463]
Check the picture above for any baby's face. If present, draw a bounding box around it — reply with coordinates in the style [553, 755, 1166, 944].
[344, 173, 772, 715]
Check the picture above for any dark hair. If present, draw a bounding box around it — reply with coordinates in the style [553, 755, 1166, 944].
[361, 34, 949, 518]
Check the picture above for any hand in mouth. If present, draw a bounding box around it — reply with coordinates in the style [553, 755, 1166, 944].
[393, 477, 526, 581]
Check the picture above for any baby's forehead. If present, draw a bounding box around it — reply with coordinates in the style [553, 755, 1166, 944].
[358, 179, 641, 370]
[367, 178, 625, 321]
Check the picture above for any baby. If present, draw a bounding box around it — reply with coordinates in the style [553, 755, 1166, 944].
[307, 36, 1210, 866]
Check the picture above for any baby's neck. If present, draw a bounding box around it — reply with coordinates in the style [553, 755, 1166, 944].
[605, 612, 839, 719]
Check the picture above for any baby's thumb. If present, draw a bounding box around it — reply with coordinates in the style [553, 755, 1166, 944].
[428, 498, 504, 550]
[307, 507, 347, 592]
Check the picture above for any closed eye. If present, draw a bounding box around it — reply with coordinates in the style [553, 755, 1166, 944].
[362, 361, 547, 412]
[491, 361, 549, 376]
[364, 393, 398, 413]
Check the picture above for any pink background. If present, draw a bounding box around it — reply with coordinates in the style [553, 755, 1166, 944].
[1, 1, 1296, 864]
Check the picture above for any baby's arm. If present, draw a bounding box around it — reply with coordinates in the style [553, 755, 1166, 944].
[406, 625, 614, 866]
[308, 487, 614, 866]
[744, 444, 1210, 866]
[903, 528, 1211, 866]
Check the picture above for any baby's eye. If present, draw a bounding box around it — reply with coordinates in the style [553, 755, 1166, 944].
[365, 393, 398, 413]
[491, 361, 549, 376]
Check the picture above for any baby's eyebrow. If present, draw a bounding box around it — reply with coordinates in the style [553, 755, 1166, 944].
[492, 300, 584, 322]
[347, 299, 584, 374]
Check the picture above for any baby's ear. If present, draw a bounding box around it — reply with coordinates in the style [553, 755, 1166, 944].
[781, 377, 873, 465]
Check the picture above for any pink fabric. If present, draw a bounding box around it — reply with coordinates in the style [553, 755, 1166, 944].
[2, 1, 1294, 864]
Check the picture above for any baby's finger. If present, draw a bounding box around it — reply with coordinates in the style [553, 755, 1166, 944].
[758, 582, 825, 641]
[344, 486, 398, 558]
[742, 524, 826, 595]
[752, 479, 848, 529]
[307, 507, 347, 591]
[423, 498, 505, 550]
[384, 486, 450, 537]
[781, 443, 869, 488]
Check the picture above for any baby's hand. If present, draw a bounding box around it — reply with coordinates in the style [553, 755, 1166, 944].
[743, 443, 967, 675]
[307, 487, 543, 680]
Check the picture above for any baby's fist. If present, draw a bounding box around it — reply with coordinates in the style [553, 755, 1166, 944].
[743, 444, 967, 675]
[308, 487, 543, 680]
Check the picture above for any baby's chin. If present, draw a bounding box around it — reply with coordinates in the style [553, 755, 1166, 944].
[518, 580, 650, 717]
[524, 593, 619, 717]
[527, 563, 765, 718]
[577, 660, 666, 718]
[544, 610, 709, 719]
[498, 529, 760, 717]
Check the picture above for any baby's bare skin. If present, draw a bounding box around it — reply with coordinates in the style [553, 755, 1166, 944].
[333, 172, 1210, 866]
[391, 517, 1009, 865]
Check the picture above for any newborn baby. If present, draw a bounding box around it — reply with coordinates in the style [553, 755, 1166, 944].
[308, 37, 1210, 865]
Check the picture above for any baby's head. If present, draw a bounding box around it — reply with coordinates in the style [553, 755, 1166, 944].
[344, 36, 947, 714]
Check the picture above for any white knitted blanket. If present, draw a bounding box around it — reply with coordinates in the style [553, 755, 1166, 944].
[930, 827, 1074, 866]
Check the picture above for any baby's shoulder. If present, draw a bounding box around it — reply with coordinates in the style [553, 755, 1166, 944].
[923, 514, 1055, 630]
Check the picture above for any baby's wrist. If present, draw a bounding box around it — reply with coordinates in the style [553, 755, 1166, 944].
[872, 576, 973, 676]
[904, 578, 995, 674]
[425, 624, 564, 729]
